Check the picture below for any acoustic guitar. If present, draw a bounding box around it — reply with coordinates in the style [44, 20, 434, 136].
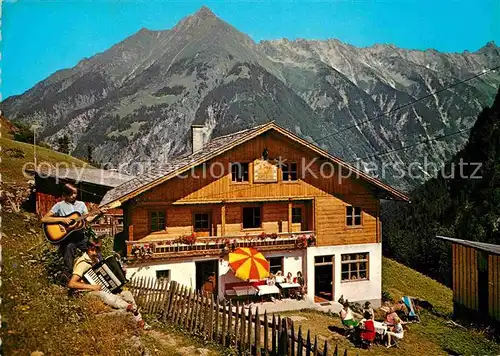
[42, 209, 104, 244]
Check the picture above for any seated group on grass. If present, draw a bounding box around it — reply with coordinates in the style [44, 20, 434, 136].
[339, 301, 405, 348]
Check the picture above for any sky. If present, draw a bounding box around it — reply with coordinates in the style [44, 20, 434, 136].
[2, 0, 499, 100]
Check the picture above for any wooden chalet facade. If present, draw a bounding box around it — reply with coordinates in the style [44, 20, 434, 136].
[100, 122, 408, 305]
[437, 236, 500, 326]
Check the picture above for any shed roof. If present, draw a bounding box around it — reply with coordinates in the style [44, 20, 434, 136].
[32, 166, 133, 188]
[436, 235, 500, 256]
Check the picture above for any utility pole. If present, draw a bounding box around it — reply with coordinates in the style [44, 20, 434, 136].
[31, 124, 42, 169]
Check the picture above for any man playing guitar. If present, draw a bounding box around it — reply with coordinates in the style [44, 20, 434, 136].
[41, 183, 101, 273]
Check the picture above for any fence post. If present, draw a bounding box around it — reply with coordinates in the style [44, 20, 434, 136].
[188, 290, 196, 332]
[278, 318, 288, 356]
[247, 307, 253, 355]
[227, 300, 233, 346]
[221, 301, 227, 346]
[185, 289, 193, 330]
[151, 279, 161, 316]
[272, 314, 277, 355]
[137, 277, 146, 307]
[297, 326, 303, 356]
[313, 336, 318, 356]
[305, 330, 311, 356]
[343, 349, 348, 356]
[162, 281, 173, 322]
[167, 281, 179, 319]
[194, 292, 201, 334]
[234, 302, 240, 349]
[333, 344, 338, 356]
[290, 320, 295, 356]
[146, 277, 155, 313]
[263, 311, 269, 356]
[255, 307, 261, 356]
[322, 340, 327, 356]
[240, 307, 247, 352]
[214, 296, 220, 342]
[177, 286, 187, 325]
[209, 294, 215, 341]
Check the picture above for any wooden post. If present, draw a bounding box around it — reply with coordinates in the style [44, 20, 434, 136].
[240, 307, 246, 352]
[247, 307, 252, 354]
[278, 318, 287, 356]
[313, 336, 318, 356]
[214, 296, 219, 341]
[333, 344, 338, 356]
[342, 349, 348, 356]
[227, 300, 233, 346]
[234, 302, 240, 349]
[221, 302, 227, 346]
[185, 289, 193, 330]
[263, 311, 269, 356]
[297, 326, 303, 356]
[167, 281, 178, 319]
[272, 314, 277, 355]
[136, 277, 146, 307]
[221, 204, 226, 236]
[209, 295, 215, 341]
[322, 340, 327, 356]
[188, 291, 196, 332]
[305, 330, 311, 356]
[255, 307, 261, 356]
[171, 285, 180, 323]
[290, 321, 295, 356]
[288, 200, 293, 233]
[177, 286, 188, 324]
[192, 292, 200, 333]
[162, 282, 173, 322]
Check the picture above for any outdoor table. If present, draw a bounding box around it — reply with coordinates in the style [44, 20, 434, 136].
[233, 285, 258, 296]
[257, 284, 280, 296]
[373, 321, 387, 335]
[277, 282, 301, 298]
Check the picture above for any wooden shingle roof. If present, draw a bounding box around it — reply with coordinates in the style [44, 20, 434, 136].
[32, 166, 133, 188]
[100, 122, 409, 207]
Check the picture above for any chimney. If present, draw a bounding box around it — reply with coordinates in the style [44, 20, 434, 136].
[191, 124, 209, 153]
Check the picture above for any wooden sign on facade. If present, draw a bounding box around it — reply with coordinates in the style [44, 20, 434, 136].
[253, 159, 278, 183]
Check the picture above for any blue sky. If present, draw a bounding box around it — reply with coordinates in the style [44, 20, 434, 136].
[2, 0, 499, 99]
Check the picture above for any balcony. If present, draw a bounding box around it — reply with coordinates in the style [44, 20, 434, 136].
[126, 231, 316, 261]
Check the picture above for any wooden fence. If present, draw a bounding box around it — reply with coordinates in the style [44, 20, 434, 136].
[129, 278, 352, 356]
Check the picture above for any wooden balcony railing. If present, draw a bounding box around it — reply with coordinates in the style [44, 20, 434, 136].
[126, 231, 316, 260]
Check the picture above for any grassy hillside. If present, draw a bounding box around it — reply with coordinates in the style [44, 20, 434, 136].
[1, 136, 90, 184]
[1, 210, 221, 355]
[281, 258, 500, 356]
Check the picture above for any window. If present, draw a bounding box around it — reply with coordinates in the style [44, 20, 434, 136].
[194, 213, 210, 231]
[282, 162, 298, 181]
[150, 211, 166, 232]
[315, 255, 334, 265]
[292, 207, 302, 224]
[346, 206, 362, 226]
[269, 257, 283, 274]
[341, 253, 368, 281]
[243, 207, 261, 229]
[231, 162, 249, 182]
[156, 269, 170, 283]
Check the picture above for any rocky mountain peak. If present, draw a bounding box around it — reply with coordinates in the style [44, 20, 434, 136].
[194, 5, 217, 20]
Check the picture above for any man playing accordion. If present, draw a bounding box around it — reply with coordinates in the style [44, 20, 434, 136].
[67, 237, 147, 329]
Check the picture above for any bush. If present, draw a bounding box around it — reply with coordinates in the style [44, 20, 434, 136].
[382, 290, 394, 302]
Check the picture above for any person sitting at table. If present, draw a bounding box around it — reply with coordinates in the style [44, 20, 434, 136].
[340, 301, 359, 328]
[286, 272, 293, 283]
[386, 316, 404, 347]
[266, 274, 276, 286]
[385, 307, 398, 326]
[359, 311, 376, 347]
[363, 301, 375, 319]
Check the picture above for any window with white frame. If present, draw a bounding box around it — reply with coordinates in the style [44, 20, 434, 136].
[156, 269, 171, 283]
[341, 253, 368, 281]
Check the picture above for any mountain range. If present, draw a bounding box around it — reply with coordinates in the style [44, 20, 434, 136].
[3, 6, 500, 190]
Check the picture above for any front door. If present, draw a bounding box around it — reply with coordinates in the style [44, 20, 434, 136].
[314, 255, 334, 302]
[196, 260, 218, 297]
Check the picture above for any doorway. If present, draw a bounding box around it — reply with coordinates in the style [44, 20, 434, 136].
[196, 259, 218, 297]
[314, 255, 334, 302]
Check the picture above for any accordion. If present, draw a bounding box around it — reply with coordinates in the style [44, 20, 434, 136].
[83, 256, 127, 294]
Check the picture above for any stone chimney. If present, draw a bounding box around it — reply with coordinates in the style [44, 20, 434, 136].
[191, 124, 209, 153]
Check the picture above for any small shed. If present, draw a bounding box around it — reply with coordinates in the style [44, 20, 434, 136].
[437, 236, 500, 325]
[31, 167, 133, 237]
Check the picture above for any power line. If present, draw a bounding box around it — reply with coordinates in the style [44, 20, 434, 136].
[350, 127, 472, 163]
[316, 65, 500, 143]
